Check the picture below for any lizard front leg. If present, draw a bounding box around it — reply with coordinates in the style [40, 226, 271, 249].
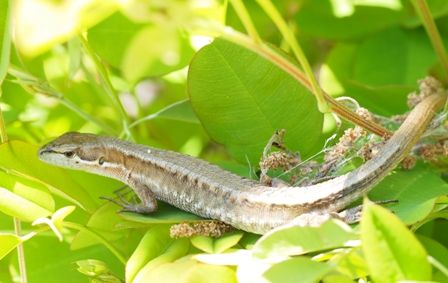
[104, 182, 158, 214]
[123, 182, 158, 214]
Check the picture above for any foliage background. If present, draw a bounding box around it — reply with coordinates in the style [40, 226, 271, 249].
[0, 0, 448, 282]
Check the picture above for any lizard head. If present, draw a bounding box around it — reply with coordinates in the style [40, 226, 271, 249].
[38, 132, 108, 172]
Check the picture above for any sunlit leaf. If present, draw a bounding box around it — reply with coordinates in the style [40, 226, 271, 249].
[0, 186, 51, 221]
[263, 257, 333, 283]
[122, 25, 194, 83]
[0, 0, 11, 87]
[369, 163, 448, 225]
[134, 255, 236, 283]
[253, 219, 357, 258]
[191, 231, 243, 254]
[0, 233, 22, 260]
[51, 206, 76, 230]
[126, 225, 172, 283]
[88, 12, 140, 68]
[76, 259, 122, 283]
[326, 247, 368, 279]
[361, 200, 431, 282]
[13, 0, 116, 57]
[0, 141, 97, 212]
[0, 170, 55, 213]
[133, 238, 190, 283]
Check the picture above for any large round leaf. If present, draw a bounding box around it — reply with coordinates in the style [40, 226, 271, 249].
[188, 39, 324, 163]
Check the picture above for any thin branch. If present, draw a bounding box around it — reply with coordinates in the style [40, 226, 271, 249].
[218, 28, 392, 137]
[62, 222, 127, 264]
[256, 0, 330, 113]
[0, 1, 28, 281]
[412, 0, 448, 80]
[8, 66, 117, 135]
[79, 36, 133, 140]
[229, 0, 262, 44]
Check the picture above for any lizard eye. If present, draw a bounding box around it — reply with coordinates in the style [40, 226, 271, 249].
[98, 157, 105, 165]
[64, 151, 75, 158]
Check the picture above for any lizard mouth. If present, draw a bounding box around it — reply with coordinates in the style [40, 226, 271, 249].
[38, 147, 55, 156]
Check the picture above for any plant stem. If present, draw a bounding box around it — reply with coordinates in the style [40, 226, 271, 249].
[8, 66, 117, 135]
[256, 0, 330, 113]
[229, 0, 262, 44]
[0, 106, 6, 143]
[219, 28, 391, 137]
[63, 222, 127, 264]
[79, 36, 133, 140]
[13, 218, 28, 283]
[412, 0, 448, 80]
[0, 2, 28, 281]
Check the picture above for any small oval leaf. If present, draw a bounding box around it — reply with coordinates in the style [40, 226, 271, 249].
[188, 38, 324, 163]
[361, 200, 431, 283]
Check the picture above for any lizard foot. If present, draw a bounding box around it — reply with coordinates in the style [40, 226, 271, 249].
[100, 195, 157, 214]
[337, 199, 399, 223]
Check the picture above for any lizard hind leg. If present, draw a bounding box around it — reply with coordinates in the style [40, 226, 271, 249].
[337, 199, 399, 224]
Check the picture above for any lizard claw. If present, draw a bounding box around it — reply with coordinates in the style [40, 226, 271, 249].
[119, 204, 156, 214]
[100, 195, 156, 214]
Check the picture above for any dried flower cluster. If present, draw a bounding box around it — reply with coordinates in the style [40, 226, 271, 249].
[170, 221, 234, 238]
[407, 76, 444, 108]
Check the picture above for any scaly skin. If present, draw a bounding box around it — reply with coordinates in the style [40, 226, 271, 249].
[38, 93, 446, 234]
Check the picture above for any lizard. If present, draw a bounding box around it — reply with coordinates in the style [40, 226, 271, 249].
[38, 93, 446, 234]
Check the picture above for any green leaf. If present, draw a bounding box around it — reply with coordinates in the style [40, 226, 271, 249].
[252, 219, 357, 258]
[0, 170, 55, 213]
[0, 186, 52, 221]
[417, 235, 448, 281]
[134, 255, 236, 283]
[88, 11, 194, 83]
[353, 28, 436, 86]
[322, 273, 354, 283]
[133, 238, 190, 283]
[0, 233, 22, 260]
[122, 25, 194, 83]
[369, 163, 448, 225]
[76, 259, 121, 283]
[327, 248, 368, 280]
[0, 141, 97, 212]
[320, 43, 358, 97]
[361, 200, 431, 283]
[0, 0, 11, 87]
[119, 202, 202, 224]
[190, 231, 244, 254]
[88, 12, 141, 69]
[263, 257, 333, 283]
[71, 203, 131, 250]
[19, 236, 124, 283]
[320, 28, 438, 115]
[126, 225, 172, 283]
[296, 0, 405, 40]
[188, 38, 324, 163]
